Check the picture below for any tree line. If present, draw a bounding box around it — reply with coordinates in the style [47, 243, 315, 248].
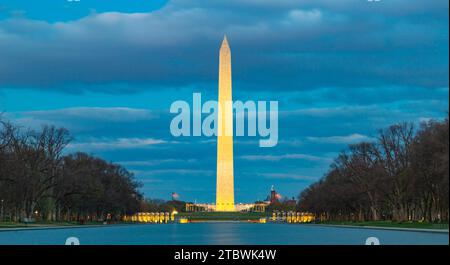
[140, 199, 186, 213]
[0, 117, 142, 222]
[299, 119, 449, 223]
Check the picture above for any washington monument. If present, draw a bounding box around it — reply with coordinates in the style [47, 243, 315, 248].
[216, 36, 235, 211]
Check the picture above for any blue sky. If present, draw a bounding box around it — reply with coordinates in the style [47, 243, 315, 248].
[0, 0, 448, 202]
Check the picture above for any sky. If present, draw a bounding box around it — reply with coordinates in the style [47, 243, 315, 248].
[0, 0, 448, 203]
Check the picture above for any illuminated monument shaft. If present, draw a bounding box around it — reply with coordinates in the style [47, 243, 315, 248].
[216, 36, 235, 211]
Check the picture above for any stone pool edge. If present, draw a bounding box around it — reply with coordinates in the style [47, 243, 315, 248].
[0, 223, 143, 232]
[1, 222, 448, 234]
[308, 223, 449, 234]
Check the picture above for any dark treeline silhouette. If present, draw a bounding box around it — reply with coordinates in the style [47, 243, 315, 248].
[140, 199, 186, 213]
[299, 119, 449, 223]
[0, 117, 142, 222]
[266, 198, 298, 212]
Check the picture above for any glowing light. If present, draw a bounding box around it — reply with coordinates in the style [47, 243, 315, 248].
[216, 36, 235, 212]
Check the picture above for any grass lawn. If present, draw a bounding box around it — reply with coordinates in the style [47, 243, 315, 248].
[178, 211, 270, 221]
[318, 220, 449, 230]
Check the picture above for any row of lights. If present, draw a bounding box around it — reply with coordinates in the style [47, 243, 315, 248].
[123, 211, 178, 223]
[272, 211, 315, 223]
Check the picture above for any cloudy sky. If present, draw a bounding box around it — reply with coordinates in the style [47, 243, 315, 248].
[0, 0, 448, 202]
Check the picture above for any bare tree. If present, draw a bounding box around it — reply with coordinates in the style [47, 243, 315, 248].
[299, 120, 449, 223]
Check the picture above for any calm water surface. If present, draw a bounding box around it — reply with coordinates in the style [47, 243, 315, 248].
[0, 223, 448, 245]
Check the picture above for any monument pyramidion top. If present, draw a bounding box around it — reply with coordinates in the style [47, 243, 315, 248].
[220, 35, 230, 52]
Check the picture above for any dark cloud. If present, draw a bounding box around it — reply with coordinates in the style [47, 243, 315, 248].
[0, 0, 448, 92]
[1, 0, 448, 201]
[8, 91, 448, 201]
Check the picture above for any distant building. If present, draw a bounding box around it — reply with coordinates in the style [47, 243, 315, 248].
[185, 202, 266, 212]
[285, 197, 297, 206]
[269, 185, 281, 204]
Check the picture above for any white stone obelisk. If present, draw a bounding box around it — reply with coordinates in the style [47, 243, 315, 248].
[215, 36, 235, 212]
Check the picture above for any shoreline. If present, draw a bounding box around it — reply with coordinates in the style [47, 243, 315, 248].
[309, 223, 449, 234]
[0, 223, 142, 232]
[1, 221, 448, 234]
